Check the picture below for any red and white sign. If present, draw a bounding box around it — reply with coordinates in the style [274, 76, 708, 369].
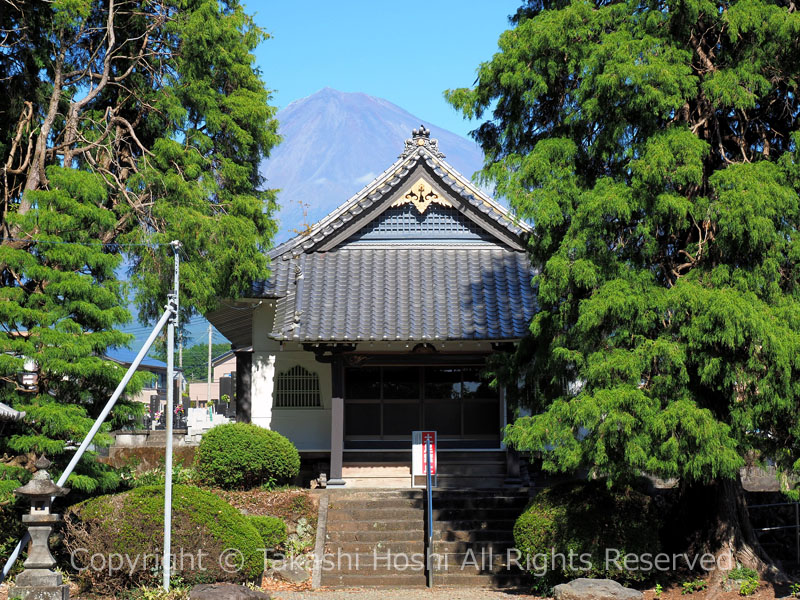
[412, 430, 437, 485]
[421, 431, 437, 475]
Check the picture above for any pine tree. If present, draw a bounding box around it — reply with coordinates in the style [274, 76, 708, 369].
[448, 0, 800, 577]
[0, 0, 279, 493]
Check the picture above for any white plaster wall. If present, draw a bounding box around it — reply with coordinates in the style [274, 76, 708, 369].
[269, 348, 332, 451]
[249, 305, 332, 450]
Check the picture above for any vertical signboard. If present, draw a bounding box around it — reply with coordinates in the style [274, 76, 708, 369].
[412, 430, 437, 488]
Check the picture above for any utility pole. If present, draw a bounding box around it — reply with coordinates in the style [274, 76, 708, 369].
[207, 323, 212, 407]
[163, 240, 180, 590]
[178, 331, 183, 369]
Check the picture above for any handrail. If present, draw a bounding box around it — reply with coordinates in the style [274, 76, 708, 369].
[425, 437, 434, 588]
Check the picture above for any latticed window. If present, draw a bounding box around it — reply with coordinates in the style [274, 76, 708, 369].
[275, 365, 321, 408]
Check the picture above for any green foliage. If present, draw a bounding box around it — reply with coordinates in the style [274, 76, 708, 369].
[682, 579, 708, 594]
[512, 481, 659, 586]
[738, 576, 759, 596]
[789, 582, 800, 597]
[126, 463, 199, 489]
[728, 566, 759, 581]
[152, 343, 230, 381]
[64, 485, 264, 593]
[1, 0, 279, 495]
[654, 583, 663, 597]
[729, 565, 760, 595]
[448, 0, 800, 490]
[249, 515, 287, 550]
[195, 423, 300, 490]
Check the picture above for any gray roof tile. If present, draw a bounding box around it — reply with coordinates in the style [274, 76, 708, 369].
[268, 248, 536, 342]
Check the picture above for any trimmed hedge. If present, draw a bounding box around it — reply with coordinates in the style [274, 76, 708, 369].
[195, 423, 300, 490]
[249, 515, 287, 549]
[64, 485, 264, 594]
[513, 481, 659, 588]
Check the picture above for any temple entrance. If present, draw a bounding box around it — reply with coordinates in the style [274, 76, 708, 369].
[343, 362, 502, 450]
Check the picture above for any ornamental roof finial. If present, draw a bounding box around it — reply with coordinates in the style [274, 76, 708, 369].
[401, 124, 445, 159]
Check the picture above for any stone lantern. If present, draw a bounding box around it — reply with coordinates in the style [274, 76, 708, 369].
[12, 455, 70, 600]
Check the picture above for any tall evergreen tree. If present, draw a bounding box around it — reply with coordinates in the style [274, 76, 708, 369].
[0, 0, 279, 493]
[448, 0, 800, 576]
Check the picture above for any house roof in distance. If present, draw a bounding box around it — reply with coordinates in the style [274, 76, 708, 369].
[105, 347, 168, 370]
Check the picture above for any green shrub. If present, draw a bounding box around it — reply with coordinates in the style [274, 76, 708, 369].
[195, 423, 300, 490]
[513, 480, 659, 587]
[249, 515, 287, 549]
[128, 463, 198, 488]
[64, 485, 264, 595]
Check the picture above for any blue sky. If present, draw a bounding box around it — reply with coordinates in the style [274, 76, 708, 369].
[246, 1, 521, 139]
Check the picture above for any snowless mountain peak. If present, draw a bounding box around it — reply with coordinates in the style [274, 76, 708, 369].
[261, 88, 485, 242]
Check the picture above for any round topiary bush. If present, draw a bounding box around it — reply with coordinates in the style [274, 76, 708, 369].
[64, 485, 264, 594]
[513, 480, 659, 588]
[195, 423, 300, 490]
[249, 515, 287, 550]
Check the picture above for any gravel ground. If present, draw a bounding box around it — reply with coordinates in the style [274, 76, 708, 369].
[273, 588, 541, 600]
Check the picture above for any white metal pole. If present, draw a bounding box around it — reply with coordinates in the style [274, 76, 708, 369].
[163, 241, 180, 590]
[207, 323, 212, 407]
[1, 304, 174, 583]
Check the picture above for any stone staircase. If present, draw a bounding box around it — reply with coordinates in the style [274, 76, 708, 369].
[320, 488, 532, 588]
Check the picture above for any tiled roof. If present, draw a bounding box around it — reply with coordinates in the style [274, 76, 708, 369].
[268, 248, 536, 342]
[219, 127, 537, 345]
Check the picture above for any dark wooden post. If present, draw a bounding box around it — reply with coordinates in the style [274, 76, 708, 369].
[235, 350, 252, 423]
[328, 355, 346, 487]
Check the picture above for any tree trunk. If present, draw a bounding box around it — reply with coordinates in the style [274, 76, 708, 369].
[676, 475, 789, 586]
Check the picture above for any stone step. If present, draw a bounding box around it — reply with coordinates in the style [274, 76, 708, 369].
[326, 507, 520, 523]
[328, 541, 426, 554]
[435, 529, 514, 543]
[329, 498, 424, 510]
[430, 496, 531, 509]
[327, 519, 423, 533]
[436, 464, 506, 476]
[433, 572, 530, 588]
[327, 508, 422, 522]
[433, 519, 516, 531]
[326, 529, 423, 543]
[326, 540, 517, 555]
[319, 573, 428, 587]
[432, 507, 523, 520]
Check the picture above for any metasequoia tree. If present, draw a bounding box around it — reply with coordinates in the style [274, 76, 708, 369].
[0, 0, 279, 493]
[448, 0, 800, 577]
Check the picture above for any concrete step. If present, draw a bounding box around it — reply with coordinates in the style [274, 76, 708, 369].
[327, 519, 422, 533]
[320, 573, 428, 587]
[327, 508, 421, 521]
[329, 498, 424, 510]
[430, 496, 531, 509]
[433, 519, 516, 531]
[433, 572, 530, 588]
[436, 464, 506, 476]
[327, 541, 426, 554]
[326, 529, 423, 543]
[435, 529, 514, 543]
[432, 507, 522, 520]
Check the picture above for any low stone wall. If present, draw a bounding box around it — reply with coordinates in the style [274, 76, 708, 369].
[99, 445, 197, 471]
[98, 429, 198, 471]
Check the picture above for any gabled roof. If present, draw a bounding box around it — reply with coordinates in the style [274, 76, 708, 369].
[267, 125, 531, 262]
[209, 127, 537, 345]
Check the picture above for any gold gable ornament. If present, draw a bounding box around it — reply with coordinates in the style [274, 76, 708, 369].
[392, 177, 451, 215]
